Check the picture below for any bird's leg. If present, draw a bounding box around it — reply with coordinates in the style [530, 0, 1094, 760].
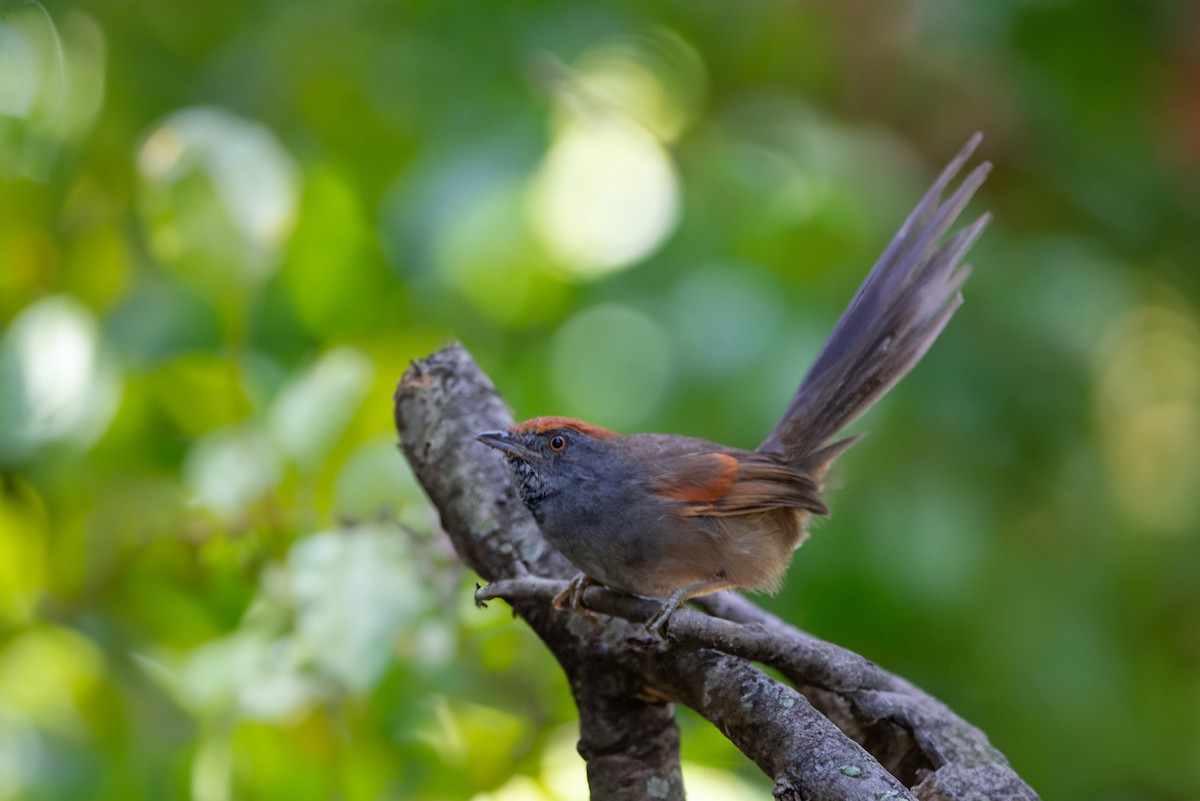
[645, 581, 735, 637]
[553, 573, 595, 610]
[553, 573, 604, 624]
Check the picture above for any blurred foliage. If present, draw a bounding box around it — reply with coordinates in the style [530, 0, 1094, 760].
[2, 0, 1199, 799]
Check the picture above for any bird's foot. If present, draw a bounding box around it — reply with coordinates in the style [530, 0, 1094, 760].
[644, 589, 686, 638]
[553, 573, 603, 624]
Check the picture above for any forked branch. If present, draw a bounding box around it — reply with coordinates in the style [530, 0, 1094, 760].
[393, 342, 1037, 801]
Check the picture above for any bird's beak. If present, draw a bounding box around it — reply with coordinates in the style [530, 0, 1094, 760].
[476, 430, 538, 461]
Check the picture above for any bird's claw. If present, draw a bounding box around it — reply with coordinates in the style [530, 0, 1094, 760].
[553, 574, 604, 624]
[643, 589, 686, 638]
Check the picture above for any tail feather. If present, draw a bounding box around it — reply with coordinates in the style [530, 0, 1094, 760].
[759, 134, 991, 462]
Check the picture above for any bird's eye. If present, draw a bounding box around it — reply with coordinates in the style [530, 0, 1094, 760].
[549, 434, 567, 452]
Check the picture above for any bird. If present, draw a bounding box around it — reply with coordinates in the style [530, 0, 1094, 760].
[478, 134, 991, 635]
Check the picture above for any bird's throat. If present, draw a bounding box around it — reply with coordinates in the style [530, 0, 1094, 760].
[509, 460, 550, 520]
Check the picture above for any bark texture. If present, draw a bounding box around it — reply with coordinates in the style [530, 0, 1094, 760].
[394, 342, 1038, 801]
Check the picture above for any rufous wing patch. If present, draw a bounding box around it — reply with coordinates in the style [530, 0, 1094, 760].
[650, 452, 740, 503]
[509, 416, 620, 440]
[664, 456, 828, 517]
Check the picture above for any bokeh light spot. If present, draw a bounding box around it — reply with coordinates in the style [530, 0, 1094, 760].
[137, 107, 299, 289]
[566, 30, 706, 143]
[0, 17, 40, 118]
[528, 115, 679, 278]
[0, 7, 106, 180]
[0, 295, 121, 462]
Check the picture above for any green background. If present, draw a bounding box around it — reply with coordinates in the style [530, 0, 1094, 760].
[2, 1, 1198, 799]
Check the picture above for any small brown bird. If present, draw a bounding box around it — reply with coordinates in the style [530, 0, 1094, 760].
[479, 135, 991, 634]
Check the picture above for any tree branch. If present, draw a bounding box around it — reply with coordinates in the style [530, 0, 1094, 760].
[394, 342, 1038, 800]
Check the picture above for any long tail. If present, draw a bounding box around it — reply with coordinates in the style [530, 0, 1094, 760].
[758, 134, 991, 469]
